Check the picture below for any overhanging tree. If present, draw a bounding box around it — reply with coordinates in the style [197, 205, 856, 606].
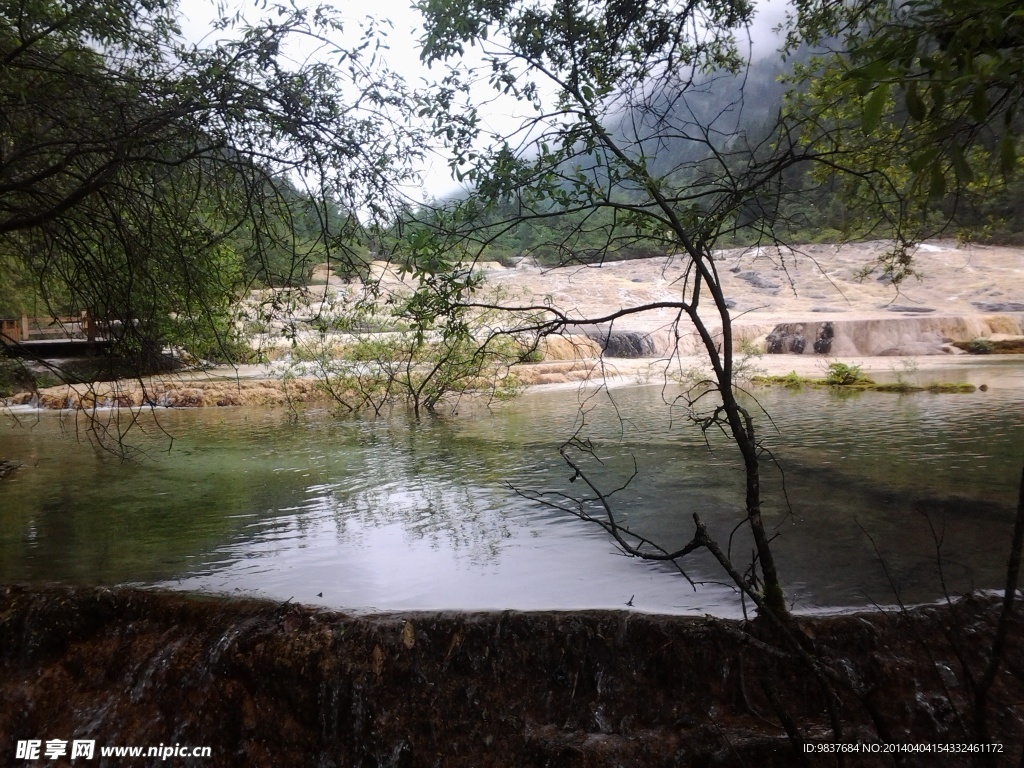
[411, 0, 824, 616]
[406, 0, 1024, 752]
[0, 0, 421, 368]
[784, 0, 1024, 269]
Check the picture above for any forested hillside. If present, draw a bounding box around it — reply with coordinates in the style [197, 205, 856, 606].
[410, 42, 1024, 269]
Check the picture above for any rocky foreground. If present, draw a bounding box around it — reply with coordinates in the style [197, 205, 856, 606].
[1, 585, 1022, 767]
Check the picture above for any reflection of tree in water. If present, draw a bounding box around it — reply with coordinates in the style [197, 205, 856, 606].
[304, 418, 519, 565]
[0, 410, 336, 583]
[5, 386, 1024, 607]
[327, 480, 514, 566]
[178, 409, 528, 571]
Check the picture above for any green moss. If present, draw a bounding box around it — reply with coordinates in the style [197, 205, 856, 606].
[869, 381, 916, 393]
[952, 338, 1024, 355]
[924, 382, 977, 393]
[751, 373, 814, 387]
[752, 373, 976, 394]
[955, 338, 995, 354]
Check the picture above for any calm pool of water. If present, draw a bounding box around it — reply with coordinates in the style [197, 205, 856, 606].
[1, 365, 1022, 617]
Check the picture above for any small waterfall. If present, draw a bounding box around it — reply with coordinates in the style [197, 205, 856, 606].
[546, 313, 1023, 360]
[766, 322, 836, 354]
[757, 313, 1024, 355]
[600, 330, 658, 358]
[2, 586, 1019, 766]
[538, 335, 602, 360]
[570, 325, 659, 358]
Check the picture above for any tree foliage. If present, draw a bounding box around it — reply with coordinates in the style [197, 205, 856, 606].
[296, 304, 530, 418]
[0, 0, 420, 364]
[406, 4, 1024, 753]
[785, 0, 1024, 268]
[415, 0, 806, 615]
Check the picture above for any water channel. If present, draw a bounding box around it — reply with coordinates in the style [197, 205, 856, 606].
[2, 360, 1022, 618]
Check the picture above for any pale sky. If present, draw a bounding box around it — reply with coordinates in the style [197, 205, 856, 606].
[177, 0, 482, 199]
[176, 0, 790, 200]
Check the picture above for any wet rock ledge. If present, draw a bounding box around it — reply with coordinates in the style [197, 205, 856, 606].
[1, 586, 1023, 767]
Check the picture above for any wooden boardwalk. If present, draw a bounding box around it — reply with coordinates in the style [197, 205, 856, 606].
[1, 313, 113, 357]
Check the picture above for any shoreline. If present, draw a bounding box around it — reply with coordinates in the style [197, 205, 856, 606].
[5, 237, 1024, 410]
[4, 351, 1022, 413]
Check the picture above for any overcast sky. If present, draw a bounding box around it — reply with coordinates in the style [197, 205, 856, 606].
[176, 0, 791, 199]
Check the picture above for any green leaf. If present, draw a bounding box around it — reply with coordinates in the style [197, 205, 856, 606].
[861, 84, 889, 134]
[845, 59, 892, 86]
[928, 162, 946, 198]
[908, 149, 936, 174]
[970, 86, 990, 122]
[905, 82, 926, 121]
[949, 143, 973, 184]
[998, 132, 1017, 177]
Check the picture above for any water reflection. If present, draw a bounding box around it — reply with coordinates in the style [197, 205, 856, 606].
[0, 367, 1022, 616]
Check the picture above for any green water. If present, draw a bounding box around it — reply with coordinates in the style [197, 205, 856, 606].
[1, 368, 1022, 616]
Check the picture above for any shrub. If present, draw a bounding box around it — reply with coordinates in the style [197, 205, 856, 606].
[963, 338, 995, 354]
[824, 361, 864, 386]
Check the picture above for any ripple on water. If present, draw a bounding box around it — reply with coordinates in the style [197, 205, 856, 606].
[1, 377, 1022, 614]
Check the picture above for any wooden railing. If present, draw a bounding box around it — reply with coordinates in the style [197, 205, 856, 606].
[0, 312, 103, 344]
